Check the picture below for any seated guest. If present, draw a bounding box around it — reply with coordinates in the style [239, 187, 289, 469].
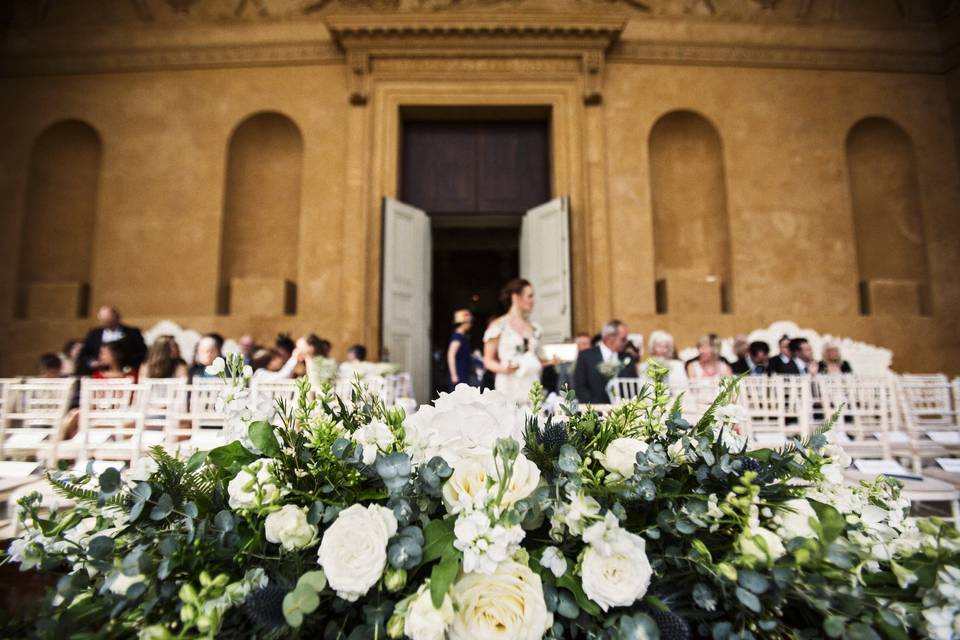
[252, 345, 303, 380]
[767, 334, 794, 374]
[60, 339, 83, 375]
[730, 334, 751, 374]
[238, 334, 257, 366]
[304, 335, 338, 389]
[338, 344, 370, 379]
[141, 335, 188, 379]
[275, 334, 296, 362]
[189, 336, 222, 381]
[746, 341, 771, 374]
[686, 334, 733, 379]
[573, 320, 637, 404]
[93, 342, 137, 381]
[38, 353, 63, 378]
[776, 337, 817, 375]
[639, 330, 687, 385]
[574, 332, 592, 353]
[819, 341, 852, 375]
[76, 306, 147, 375]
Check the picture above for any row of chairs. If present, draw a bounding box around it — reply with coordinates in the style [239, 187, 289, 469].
[606, 373, 960, 523]
[0, 374, 415, 471]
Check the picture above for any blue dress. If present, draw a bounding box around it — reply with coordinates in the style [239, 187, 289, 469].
[448, 332, 474, 390]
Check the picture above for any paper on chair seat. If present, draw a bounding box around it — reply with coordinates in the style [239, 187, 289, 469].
[879, 431, 911, 444]
[4, 432, 49, 448]
[936, 458, 960, 473]
[141, 432, 164, 446]
[928, 431, 960, 446]
[0, 460, 42, 478]
[854, 459, 909, 476]
[831, 431, 852, 443]
[752, 433, 787, 446]
[190, 432, 225, 447]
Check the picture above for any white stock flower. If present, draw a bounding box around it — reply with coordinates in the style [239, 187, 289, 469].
[822, 443, 852, 469]
[600, 437, 647, 479]
[562, 492, 602, 536]
[264, 504, 318, 551]
[540, 546, 568, 578]
[404, 582, 454, 640]
[778, 499, 818, 540]
[667, 439, 687, 465]
[403, 385, 525, 465]
[453, 511, 525, 575]
[581, 511, 621, 555]
[128, 457, 158, 483]
[317, 504, 397, 601]
[580, 527, 653, 612]
[205, 357, 226, 376]
[442, 457, 491, 515]
[450, 560, 552, 640]
[227, 458, 288, 511]
[738, 527, 786, 563]
[354, 420, 395, 465]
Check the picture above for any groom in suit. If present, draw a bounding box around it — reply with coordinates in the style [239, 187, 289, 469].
[76, 305, 147, 375]
[573, 319, 637, 404]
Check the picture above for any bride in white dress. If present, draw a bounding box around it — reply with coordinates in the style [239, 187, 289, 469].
[482, 278, 556, 406]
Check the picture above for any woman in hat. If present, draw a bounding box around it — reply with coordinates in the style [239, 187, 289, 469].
[446, 309, 475, 391]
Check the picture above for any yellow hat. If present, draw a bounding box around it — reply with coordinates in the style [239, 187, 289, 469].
[452, 309, 472, 324]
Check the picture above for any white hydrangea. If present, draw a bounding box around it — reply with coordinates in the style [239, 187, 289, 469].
[540, 546, 567, 578]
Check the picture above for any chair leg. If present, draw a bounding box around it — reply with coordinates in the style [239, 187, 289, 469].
[952, 498, 960, 528]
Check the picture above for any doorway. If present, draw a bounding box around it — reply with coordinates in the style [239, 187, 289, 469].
[383, 111, 570, 402]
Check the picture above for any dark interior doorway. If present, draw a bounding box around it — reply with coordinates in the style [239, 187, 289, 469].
[399, 112, 550, 396]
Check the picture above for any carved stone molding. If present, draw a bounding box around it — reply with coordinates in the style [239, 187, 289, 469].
[325, 13, 626, 104]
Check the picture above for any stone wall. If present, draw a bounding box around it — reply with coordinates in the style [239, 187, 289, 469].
[1, 0, 959, 376]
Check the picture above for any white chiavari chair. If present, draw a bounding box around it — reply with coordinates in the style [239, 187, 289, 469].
[605, 377, 647, 406]
[739, 375, 811, 449]
[140, 378, 189, 452]
[677, 378, 722, 423]
[895, 375, 960, 473]
[819, 375, 960, 524]
[0, 377, 21, 424]
[0, 377, 75, 469]
[250, 378, 299, 423]
[182, 379, 228, 452]
[75, 380, 149, 466]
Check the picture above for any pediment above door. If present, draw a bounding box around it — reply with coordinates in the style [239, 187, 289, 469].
[324, 13, 626, 105]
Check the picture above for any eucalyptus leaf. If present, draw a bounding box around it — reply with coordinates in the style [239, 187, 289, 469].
[87, 536, 114, 560]
[149, 494, 174, 521]
[735, 586, 762, 613]
[99, 467, 121, 493]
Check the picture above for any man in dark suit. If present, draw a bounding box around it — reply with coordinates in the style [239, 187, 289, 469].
[573, 319, 637, 404]
[767, 335, 794, 375]
[76, 306, 147, 375]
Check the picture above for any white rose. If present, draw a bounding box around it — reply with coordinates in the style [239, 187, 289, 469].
[600, 438, 647, 478]
[405, 583, 454, 640]
[581, 528, 652, 612]
[778, 499, 818, 540]
[667, 439, 687, 464]
[227, 458, 287, 511]
[265, 504, 317, 551]
[442, 458, 491, 515]
[205, 357, 226, 376]
[354, 420, 396, 465]
[450, 560, 552, 640]
[317, 503, 398, 601]
[738, 527, 786, 563]
[403, 385, 525, 465]
[128, 457, 158, 483]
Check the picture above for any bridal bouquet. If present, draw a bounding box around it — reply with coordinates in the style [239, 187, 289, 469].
[4, 357, 960, 639]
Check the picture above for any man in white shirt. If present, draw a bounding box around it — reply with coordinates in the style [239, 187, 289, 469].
[76, 306, 147, 374]
[573, 320, 636, 404]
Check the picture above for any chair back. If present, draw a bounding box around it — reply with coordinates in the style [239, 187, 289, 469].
[0, 377, 74, 466]
[739, 375, 811, 448]
[605, 377, 646, 405]
[77, 379, 149, 464]
[251, 379, 299, 421]
[817, 374, 894, 459]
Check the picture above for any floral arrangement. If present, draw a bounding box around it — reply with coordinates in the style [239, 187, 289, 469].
[4, 356, 960, 640]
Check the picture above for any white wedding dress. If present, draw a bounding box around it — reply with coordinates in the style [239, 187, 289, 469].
[483, 317, 544, 406]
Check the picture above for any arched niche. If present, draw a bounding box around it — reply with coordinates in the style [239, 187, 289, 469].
[18, 119, 102, 319]
[220, 111, 303, 316]
[649, 110, 732, 314]
[846, 117, 930, 316]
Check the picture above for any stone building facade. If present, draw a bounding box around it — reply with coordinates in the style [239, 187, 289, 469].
[1, 0, 959, 377]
